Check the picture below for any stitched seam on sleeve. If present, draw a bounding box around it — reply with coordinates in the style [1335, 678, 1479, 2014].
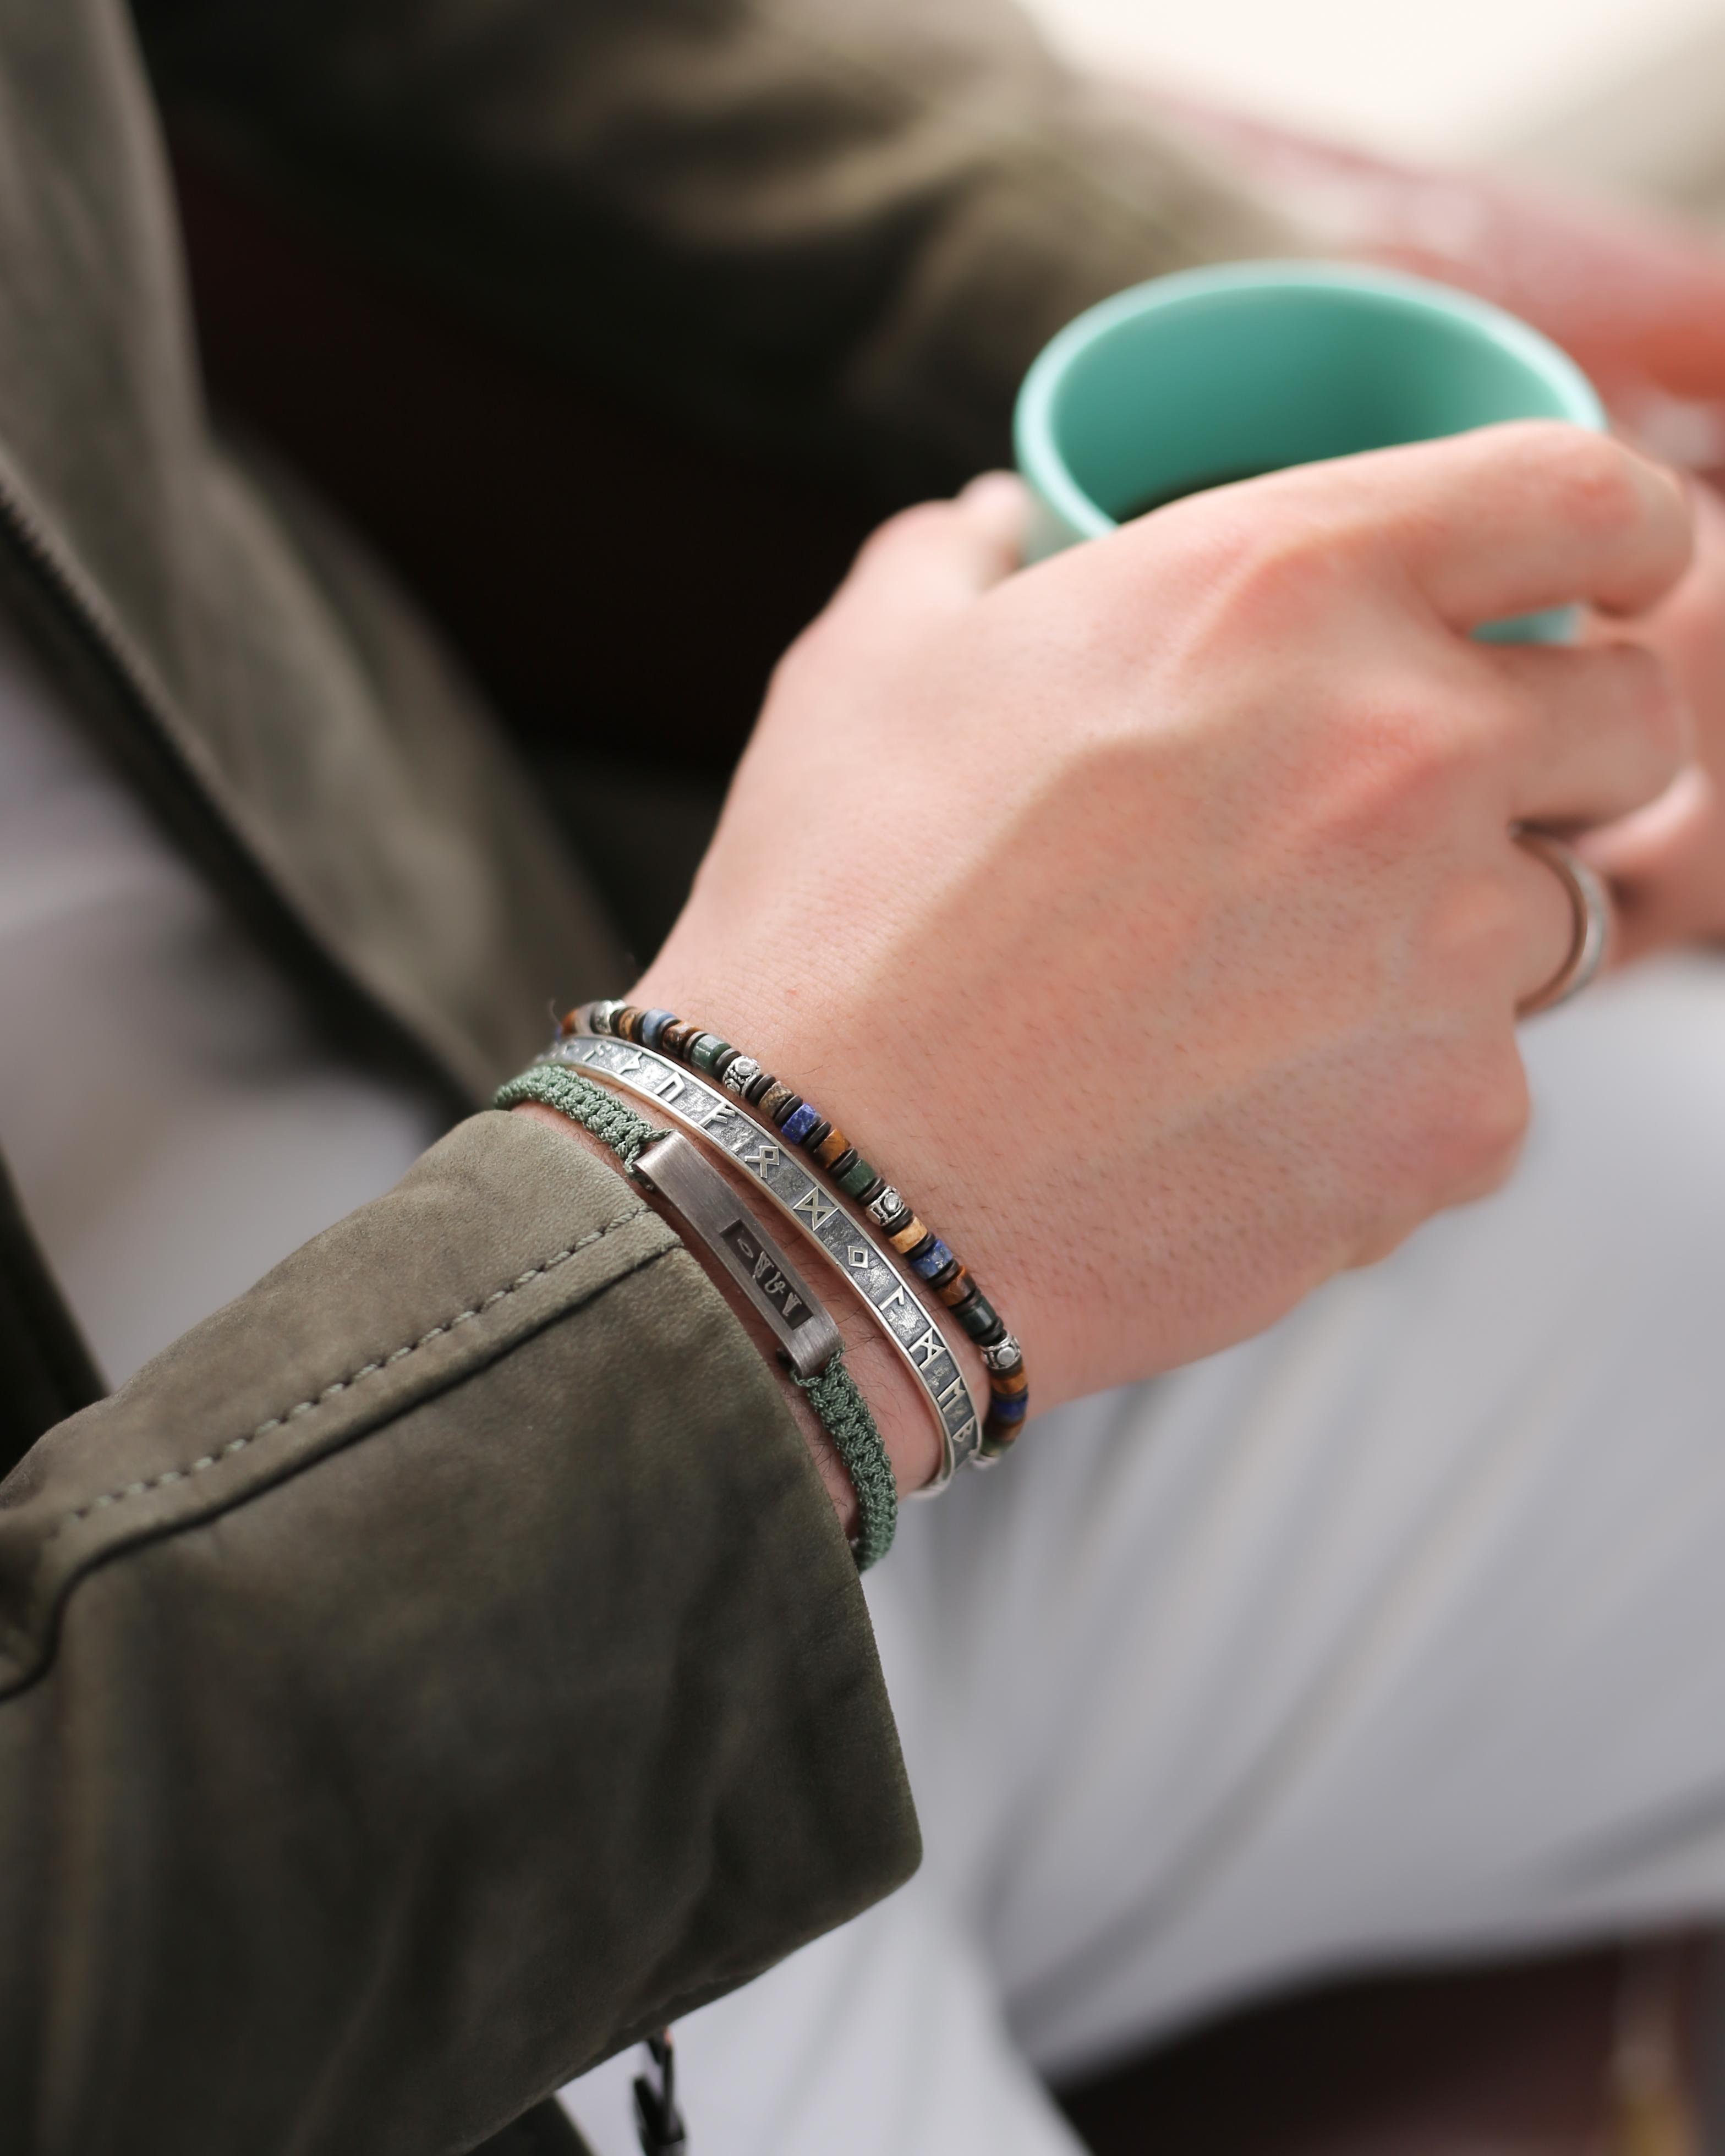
[38, 1205, 650, 1551]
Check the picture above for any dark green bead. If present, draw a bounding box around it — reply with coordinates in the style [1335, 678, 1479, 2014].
[958, 1295, 1003, 1343]
[837, 1155, 878, 1198]
[826, 1147, 858, 1182]
[689, 1034, 731, 1074]
[853, 1173, 887, 1208]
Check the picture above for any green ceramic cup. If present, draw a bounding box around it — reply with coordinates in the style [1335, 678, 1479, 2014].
[1014, 260, 1604, 641]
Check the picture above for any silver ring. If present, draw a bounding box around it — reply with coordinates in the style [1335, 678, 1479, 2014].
[1514, 828, 1613, 1017]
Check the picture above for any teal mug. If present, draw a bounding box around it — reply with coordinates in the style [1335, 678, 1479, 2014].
[1013, 260, 1604, 641]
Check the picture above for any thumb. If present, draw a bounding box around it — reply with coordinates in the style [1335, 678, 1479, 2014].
[841, 472, 1029, 617]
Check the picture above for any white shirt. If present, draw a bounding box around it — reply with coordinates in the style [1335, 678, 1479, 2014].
[0, 609, 442, 1386]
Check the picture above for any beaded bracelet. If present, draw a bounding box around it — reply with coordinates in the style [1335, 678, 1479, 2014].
[497, 1061, 897, 1568]
[547, 1033, 983, 1487]
[563, 1000, 1028, 1460]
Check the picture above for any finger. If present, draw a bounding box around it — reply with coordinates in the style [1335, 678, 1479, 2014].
[841, 473, 1029, 614]
[1326, 423, 1693, 628]
[1491, 639, 1691, 825]
[1578, 762, 1714, 880]
[1578, 765, 1719, 965]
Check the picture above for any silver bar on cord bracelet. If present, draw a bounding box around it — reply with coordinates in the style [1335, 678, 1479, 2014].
[537, 1033, 984, 1488]
[632, 1133, 841, 1381]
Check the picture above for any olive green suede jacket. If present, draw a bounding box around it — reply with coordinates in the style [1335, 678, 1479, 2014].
[0, 3, 1289, 2150]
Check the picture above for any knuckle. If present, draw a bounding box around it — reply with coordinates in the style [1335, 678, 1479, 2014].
[1193, 507, 1368, 645]
[1317, 685, 1494, 850]
[1538, 430, 1645, 544]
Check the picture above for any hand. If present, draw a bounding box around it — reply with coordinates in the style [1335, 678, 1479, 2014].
[1582, 479, 1725, 960]
[632, 425, 1691, 1432]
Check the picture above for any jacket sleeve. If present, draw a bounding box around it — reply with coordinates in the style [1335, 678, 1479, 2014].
[0, 1109, 917, 2156]
[132, 0, 1298, 494]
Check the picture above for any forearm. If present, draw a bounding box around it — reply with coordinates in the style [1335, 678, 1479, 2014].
[0, 1111, 915, 2153]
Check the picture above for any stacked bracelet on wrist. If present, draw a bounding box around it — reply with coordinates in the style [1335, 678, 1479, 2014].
[556, 999, 1029, 1463]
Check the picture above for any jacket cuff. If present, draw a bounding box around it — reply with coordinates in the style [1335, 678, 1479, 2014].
[0, 1109, 917, 2154]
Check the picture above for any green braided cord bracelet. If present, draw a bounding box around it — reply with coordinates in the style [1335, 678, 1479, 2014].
[792, 1360, 896, 1571]
[496, 1062, 667, 1165]
[497, 1061, 896, 1568]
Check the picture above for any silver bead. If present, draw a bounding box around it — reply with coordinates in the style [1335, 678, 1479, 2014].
[981, 1332, 1022, 1373]
[866, 1186, 903, 1226]
[722, 1055, 762, 1096]
[589, 999, 625, 1036]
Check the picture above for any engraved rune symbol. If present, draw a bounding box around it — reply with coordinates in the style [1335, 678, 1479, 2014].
[878, 1282, 908, 1319]
[949, 1416, 979, 1451]
[906, 1324, 942, 1368]
[935, 1370, 968, 1410]
[719, 1220, 811, 1329]
[742, 1141, 782, 1175]
[611, 1050, 645, 1078]
[847, 1245, 871, 1271]
[792, 1186, 837, 1232]
[650, 1069, 684, 1102]
[698, 1099, 736, 1131]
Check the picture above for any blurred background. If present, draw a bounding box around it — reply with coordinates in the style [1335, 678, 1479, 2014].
[1022, 0, 1725, 213]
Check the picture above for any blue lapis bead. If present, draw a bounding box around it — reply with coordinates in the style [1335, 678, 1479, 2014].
[781, 1101, 821, 1146]
[639, 1008, 677, 1050]
[911, 1237, 955, 1281]
[988, 1394, 1030, 1424]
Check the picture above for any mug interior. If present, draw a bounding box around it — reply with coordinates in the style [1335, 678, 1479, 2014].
[1045, 279, 1592, 526]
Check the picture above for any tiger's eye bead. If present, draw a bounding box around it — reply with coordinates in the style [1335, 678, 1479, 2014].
[661, 1020, 700, 1059]
[837, 1156, 879, 1199]
[638, 1008, 677, 1050]
[813, 1127, 851, 1170]
[781, 1102, 821, 1144]
[933, 1263, 971, 1305]
[866, 1186, 903, 1227]
[990, 1365, 1029, 1399]
[722, 1055, 762, 1096]
[615, 1005, 647, 1042]
[888, 1215, 929, 1255]
[758, 1080, 797, 1123]
[802, 1117, 832, 1153]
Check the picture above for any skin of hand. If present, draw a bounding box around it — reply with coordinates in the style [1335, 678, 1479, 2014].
[1581, 480, 1725, 960]
[625, 424, 1692, 1466]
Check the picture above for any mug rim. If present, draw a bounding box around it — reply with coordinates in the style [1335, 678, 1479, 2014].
[1013, 259, 1607, 544]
